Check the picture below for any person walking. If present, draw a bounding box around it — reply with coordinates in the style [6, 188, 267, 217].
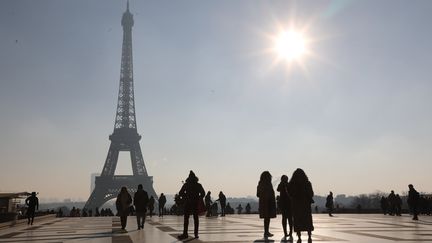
[177, 171, 205, 240]
[326, 191, 334, 217]
[148, 196, 155, 217]
[134, 184, 149, 230]
[257, 171, 277, 238]
[116, 187, 132, 230]
[289, 168, 314, 243]
[205, 191, 213, 217]
[408, 184, 420, 220]
[25, 192, 39, 225]
[277, 175, 293, 238]
[217, 191, 227, 217]
[158, 193, 167, 217]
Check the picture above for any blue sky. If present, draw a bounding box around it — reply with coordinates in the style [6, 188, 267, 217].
[1, 0, 431, 201]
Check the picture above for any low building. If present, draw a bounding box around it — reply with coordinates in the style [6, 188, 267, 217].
[0, 192, 30, 223]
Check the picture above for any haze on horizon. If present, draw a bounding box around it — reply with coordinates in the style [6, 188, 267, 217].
[1, 0, 431, 202]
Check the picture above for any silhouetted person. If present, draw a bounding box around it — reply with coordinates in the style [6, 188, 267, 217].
[158, 193, 166, 217]
[134, 184, 149, 230]
[116, 186, 132, 230]
[326, 191, 334, 217]
[426, 196, 432, 215]
[245, 203, 251, 214]
[380, 196, 388, 215]
[25, 192, 39, 225]
[388, 190, 396, 216]
[177, 170, 205, 240]
[356, 204, 362, 213]
[225, 202, 234, 214]
[395, 194, 402, 216]
[276, 195, 281, 214]
[174, 193, 184, 216]
[218, 191, 227, 216]
[408, 184, 420, 220]
[257, 171, 277, 238]
[95, 207, 100, 217]
[236, 204, 243, 214]
[205, 191, 213, 217]
[70, 207, 76, 217]
[89, 209, 93, 217]
[277, 175, 293, 238]
[148, 196, 155, 217]
[211, 201, 219, 216]
[289, 168, 314, 243]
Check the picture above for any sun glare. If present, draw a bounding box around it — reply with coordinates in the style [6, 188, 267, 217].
[275, 30, 307, 62]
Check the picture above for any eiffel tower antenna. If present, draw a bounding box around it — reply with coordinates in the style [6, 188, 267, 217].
[84, 1, 157, 211]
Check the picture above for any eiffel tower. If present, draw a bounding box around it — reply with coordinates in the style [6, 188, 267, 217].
[84, 1, 157, 211]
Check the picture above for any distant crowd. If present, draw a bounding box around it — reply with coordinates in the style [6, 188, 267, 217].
[378, 186, 430, 220]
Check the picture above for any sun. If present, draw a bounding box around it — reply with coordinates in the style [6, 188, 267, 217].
[274, 30, 307, 62]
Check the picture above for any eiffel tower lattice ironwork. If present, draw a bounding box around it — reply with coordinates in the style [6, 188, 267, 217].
[84, 1, 157, 211]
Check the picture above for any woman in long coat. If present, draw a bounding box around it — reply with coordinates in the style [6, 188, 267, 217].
[257, 171, 277, 238]
[116, 186, 132, 230]
[288, 168, 314, 242]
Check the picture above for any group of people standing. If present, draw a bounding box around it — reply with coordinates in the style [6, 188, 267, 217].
[114, 169, 315, 241]
[113, 170, 208, 238]
[204, 191, 227, 217]
[381, 190, 403, 216]
[25, 171, 424, 242]
[257, 169, 314, 242]
[380, 185, 421, 220]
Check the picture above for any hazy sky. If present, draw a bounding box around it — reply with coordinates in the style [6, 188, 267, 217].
[1, 0, 431, 202]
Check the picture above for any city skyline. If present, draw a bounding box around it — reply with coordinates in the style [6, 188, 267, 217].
[1, 0, 432, 202]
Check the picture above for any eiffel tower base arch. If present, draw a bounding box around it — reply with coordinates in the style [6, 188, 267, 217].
[84, 175, 157, 211]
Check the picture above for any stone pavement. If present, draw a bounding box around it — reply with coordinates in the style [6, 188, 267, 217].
[0, 214, 431, 242]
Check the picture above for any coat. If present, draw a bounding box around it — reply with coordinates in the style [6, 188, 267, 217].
[289, 181, 314, 232]
[277, 181, 292, 214]
[257, 181, 277, 219]
[408, 188, 420, 207]
[133, 190, 149, 213]
[116, 192, 132, 217]
[159, 195, 167, 207]
[179, 181, 205, 214]
[25, 196, 39, 211]
[325, 195, 334, 209]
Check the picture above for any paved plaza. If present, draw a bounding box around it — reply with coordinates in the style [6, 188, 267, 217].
[1, 214, 432, 242]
